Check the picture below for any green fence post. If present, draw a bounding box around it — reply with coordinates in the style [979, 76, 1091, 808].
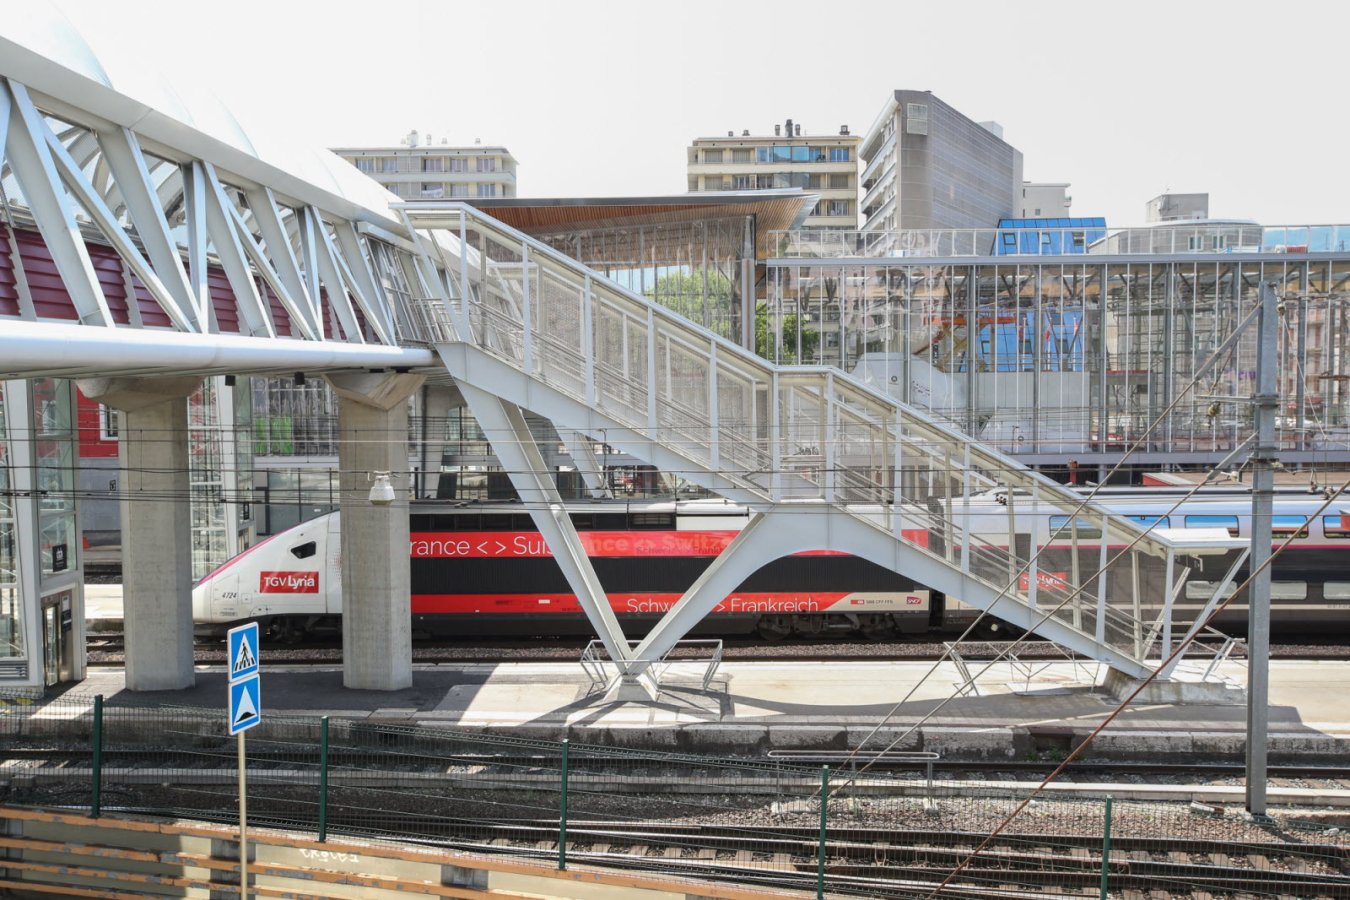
[1099, 795, 1114, 900]
[817, 765, 829, 900]
[318, 716, 330, 842]
[90, 694, 103, 818]
[558, 739, 570, 871]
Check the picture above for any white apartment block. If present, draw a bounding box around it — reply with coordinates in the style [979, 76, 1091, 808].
[333, 130, 517, 201]
[687, 119, 860, 229]
[1020, 182, 1072, 218]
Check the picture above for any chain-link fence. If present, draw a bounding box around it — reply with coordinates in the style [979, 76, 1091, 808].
[1, 691, 1347, 898]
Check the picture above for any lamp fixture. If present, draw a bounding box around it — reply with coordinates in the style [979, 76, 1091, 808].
[368, 471, 395, 506]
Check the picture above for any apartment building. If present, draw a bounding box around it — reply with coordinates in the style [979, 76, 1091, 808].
[1020, 182, 1071, 218]
[333, 130, 517, 201]
[687, 119, 860, 229]
[860, 91, 1022, 231]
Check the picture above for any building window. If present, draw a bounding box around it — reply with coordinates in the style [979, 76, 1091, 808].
[477, 157, 497, 173]
[422, 157, 444, 173]
[380, 158, 398, 173]
[829, 173, 850, 190]
[703, 149, 723, 164]
[477, 183, 497, 198]
[732, 175, 755, 190]
[449, 158, 467, 173]
[450, 184, 468, 198]
[1212, 234, 1227, 250]
[704, 177, 726, 191]
[355, 158, 375, 174]
[829, 147, 851, 162]
[99, 404, 119, 441]
[420, 183, 445, 198]
[826, 200, 850, 217]
[731, 148, 752, 164]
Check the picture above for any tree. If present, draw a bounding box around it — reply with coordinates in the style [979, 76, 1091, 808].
[755, 302, 818, 364]
[646, 269, 735, 340]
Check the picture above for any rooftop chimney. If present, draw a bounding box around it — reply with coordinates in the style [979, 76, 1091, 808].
[727, 130, 733, 137]
[795, 123, 801, 136]
[742, 129, 749, 136]
[840, 125, 850, 136]
[405, 129, 419, 147]
[774, 124, 781, 136]
[785, 118, 793, 138]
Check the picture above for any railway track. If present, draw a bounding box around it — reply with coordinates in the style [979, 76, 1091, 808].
[83, 630, 1350, 667]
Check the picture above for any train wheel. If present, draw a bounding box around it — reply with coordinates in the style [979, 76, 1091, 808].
[859, 614, 896, 641]
[756, 616, 792, 642]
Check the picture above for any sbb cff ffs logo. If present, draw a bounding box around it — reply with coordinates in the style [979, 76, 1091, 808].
[259, 571, 319, 593]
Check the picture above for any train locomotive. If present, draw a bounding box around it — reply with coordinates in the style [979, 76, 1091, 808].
[192, 491, 1350, 641]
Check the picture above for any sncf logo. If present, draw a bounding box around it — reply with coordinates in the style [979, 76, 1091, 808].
[259, 571, 319, 593]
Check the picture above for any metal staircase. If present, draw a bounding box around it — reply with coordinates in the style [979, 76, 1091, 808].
[398, 204, 1214, 678]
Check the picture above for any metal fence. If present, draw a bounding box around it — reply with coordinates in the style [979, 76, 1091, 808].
[1, 692, 1347, 898]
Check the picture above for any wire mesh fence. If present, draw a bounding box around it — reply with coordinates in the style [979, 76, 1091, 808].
[1, 690, 1347, 898]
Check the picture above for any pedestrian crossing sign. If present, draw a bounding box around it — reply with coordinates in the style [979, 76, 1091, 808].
[229, 675, 261, 735]
[227, 622, 260, 682]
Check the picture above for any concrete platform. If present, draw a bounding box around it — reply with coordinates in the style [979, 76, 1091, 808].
[69, 584, 1350, 762]
[47, 656, 1348, 763]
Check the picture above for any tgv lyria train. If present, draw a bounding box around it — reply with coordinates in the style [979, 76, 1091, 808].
[192, 491, 1350, 642]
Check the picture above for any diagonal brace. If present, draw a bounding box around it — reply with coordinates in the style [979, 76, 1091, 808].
[459, 383, 632, 664]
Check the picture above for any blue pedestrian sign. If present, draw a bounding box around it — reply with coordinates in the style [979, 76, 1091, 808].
[229, 675, 261, 735]
[227, 622, 260, 682]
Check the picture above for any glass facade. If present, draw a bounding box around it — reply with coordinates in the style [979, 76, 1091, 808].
[767, 257, 1350, 460]
[0, 384, 22, 660]
[31, 380, 76, 578]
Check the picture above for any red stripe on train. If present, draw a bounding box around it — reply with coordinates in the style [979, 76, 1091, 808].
[411, 592, 856, 615]
[409, 529, 928, 558]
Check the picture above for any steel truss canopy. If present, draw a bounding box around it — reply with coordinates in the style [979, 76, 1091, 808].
[0, 7, 1238, 684]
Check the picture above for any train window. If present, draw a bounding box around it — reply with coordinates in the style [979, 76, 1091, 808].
[289, 541, 317, 559]
[1323, 517, 1350, 539]
[1325, 582, 1350, 601]
[1271, 582, 1307, 600]
[569, 514, 594, 530]
[1183, 515, 1239, 536]
[1271, 516, 1310, 539]
[507, 514, 538, 531]
[1185, 581, 1236, 600]
[1047, 516, 1102, 540]
[594, 514, 628, 530]
[630, 513, 676, 530]
[1127, 515, 1170, 528]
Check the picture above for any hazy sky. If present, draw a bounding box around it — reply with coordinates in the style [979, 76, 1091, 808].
[45, 0, 1350, 226]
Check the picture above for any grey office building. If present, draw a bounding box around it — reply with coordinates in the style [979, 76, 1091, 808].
[860, 90, 1023, 232]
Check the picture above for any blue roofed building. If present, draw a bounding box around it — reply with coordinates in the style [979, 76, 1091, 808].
[994, 217, 1108, 255]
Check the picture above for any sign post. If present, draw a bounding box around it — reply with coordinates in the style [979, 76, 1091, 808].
[227, 622, 262, 900]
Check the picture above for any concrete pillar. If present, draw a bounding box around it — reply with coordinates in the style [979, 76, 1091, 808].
[327, 372, 425, 691]
[77, 376, 201, 691]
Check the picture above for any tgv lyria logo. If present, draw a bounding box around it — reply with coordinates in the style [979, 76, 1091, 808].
[259, 571, 319, 593]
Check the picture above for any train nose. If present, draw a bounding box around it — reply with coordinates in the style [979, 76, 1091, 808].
[193, 570, 239, 622]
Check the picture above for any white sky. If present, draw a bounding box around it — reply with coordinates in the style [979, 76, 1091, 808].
[48, 0, 1350, 226]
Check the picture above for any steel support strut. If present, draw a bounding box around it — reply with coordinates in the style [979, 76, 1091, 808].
[458, 383, 633, 666]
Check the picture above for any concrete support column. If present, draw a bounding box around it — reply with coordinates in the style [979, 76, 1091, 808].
[77, 376, 201, 691]
[327, 372, 425, 691]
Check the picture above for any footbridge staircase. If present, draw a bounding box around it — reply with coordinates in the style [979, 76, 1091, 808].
[397, 205, 1217, 679]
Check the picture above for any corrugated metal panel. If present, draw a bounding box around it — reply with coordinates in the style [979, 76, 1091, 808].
[15, 227, 78, 320]
[205, 264, 240, 334]
[85, 242, 132, 325]
[262, 280, 293, 337]
[0, 223, 20, 317]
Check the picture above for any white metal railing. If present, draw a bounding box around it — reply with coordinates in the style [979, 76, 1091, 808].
[399, 203, 1224, 667]
[769, 224, 1350, 259]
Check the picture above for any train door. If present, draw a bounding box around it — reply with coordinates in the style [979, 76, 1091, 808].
[40, 591, 74, 686]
